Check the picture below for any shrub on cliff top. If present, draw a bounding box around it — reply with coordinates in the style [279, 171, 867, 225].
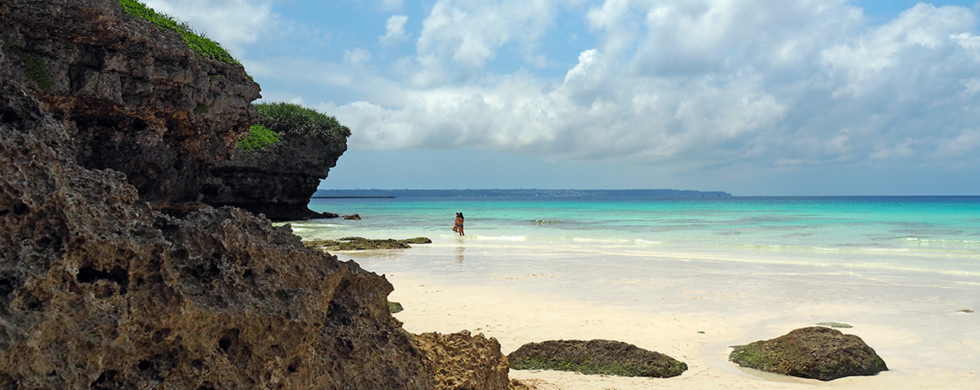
[19, 53, 53, 91]
[118, 0, 240, 66]
[254, 102, 352, 140]
[237, 125, 280, 152]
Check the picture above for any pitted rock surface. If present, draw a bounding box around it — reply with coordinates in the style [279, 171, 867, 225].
[0, 2, 509, 389]
[1, 0, 261, 215]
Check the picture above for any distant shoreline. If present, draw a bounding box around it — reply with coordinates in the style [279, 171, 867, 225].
[311, 196, 396, 199]
[313, 189, 734, 198]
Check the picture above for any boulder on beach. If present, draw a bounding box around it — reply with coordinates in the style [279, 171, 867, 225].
[508, 339, 688, 378]
[344, 214, 362, 220]
[729, 326, 887, 381]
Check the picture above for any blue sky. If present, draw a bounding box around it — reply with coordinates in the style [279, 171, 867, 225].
[144, 0, 980, 195]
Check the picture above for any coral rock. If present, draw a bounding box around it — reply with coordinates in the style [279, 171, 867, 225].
[0, 1, 509, 389]
[729, 326, 887, 381]
[1, 0, 261, 215]
[508, 339, 688, 378]
[204, 130, 347, 221]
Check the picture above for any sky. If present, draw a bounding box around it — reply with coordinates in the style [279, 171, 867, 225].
[142, 0, 980, 195]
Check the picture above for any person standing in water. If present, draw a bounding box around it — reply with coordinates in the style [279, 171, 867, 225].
[453, 212, 465, 236]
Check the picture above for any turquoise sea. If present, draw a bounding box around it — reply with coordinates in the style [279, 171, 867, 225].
[297, 195, 980, 283]
[289, 194, 980, 371]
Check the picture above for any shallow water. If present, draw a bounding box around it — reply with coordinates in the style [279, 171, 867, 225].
[289, 195, 980, 372]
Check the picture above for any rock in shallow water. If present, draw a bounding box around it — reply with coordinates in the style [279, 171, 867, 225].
[508, 339, 688, 378]
[729, 326, 887, 381]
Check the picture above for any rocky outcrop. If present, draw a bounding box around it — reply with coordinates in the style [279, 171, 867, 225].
[0, 1, 508, 389]
[729, 327, 888, 381]
[508, 340, 688, 378]
[203, 107, 348, 221]
[1, 0, 261, 215]
[416, 331, 510, 390]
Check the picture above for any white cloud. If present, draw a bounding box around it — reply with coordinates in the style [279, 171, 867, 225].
[381, 0, 403, 11]
[381, 15, 409, 44]
[344, 48, 372, 65]
[140, 0, 276, 55]
[244, 0, 980, 174]
[415, 0, 561, 72]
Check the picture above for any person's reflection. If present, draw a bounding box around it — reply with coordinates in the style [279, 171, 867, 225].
[455, 246, 465, 264]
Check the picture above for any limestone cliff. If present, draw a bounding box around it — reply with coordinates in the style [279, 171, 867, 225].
[0, 0, 509, 388]
[1, 0, 260, 215]
[204, 103, 349, 221]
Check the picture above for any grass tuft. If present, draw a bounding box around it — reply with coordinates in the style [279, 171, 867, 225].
[254, 102, 351, 139]
[193, 103, 210, 115]
[237, 125, 280, 152]
[20, 53, 53, 91]
[118, 0, 240, 66]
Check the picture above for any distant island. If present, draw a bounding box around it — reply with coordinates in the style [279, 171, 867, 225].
[314, 189, 733, 198]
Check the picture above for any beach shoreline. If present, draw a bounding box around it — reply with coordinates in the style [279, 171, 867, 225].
[378, 270, 979, 389]
[299, 196, 980, 388]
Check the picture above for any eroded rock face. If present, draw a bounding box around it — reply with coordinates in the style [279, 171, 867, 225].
[204, 130, 346, 221]
[416, 331, 510, 390]
[1, 0, 261, 215]
[729, 326, 888, 381]
[0, 2, 509, 389]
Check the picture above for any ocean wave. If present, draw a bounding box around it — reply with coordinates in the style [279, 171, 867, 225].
[859, 247, 911, 252]
[571, 237, 632, 244]
[634, 239, 664, 245]
[902, 237, 980, 245]
[288, 223, 343, 228]
[475, 235, 527, 241]
[740, 244, 788, 250]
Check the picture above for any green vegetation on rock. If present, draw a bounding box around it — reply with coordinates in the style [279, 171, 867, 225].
[119, 0, 240, 66]
[19, 53, 53, 91]
[508, 339, 687, 378]
[237, 125, 280, 152]
[388, 301, 404, 314]
[254, 102, 351, 139]
[193, 103, 209, 114]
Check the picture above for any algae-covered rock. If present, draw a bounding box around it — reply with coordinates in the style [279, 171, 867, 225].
[304, 237, 432, 251]
[508, 340, 687, 378]
[729, 326, 887, 381]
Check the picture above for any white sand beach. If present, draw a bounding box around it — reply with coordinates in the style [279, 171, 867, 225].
[345, 241, 980, 390]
